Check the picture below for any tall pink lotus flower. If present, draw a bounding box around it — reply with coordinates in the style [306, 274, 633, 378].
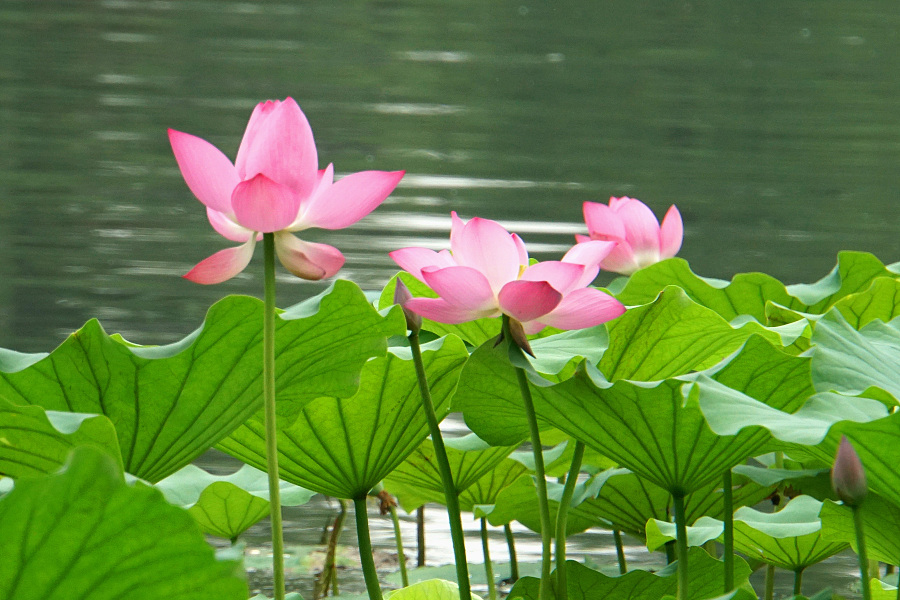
[169, 97, 405, 284]
[577, 197, 683, 275]
[390, 212, 625, 334]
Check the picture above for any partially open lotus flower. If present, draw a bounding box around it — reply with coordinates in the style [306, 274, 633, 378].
[169, 97, 404, 284]
[577, 196, 683, 275]
[390, 212, 625, 334]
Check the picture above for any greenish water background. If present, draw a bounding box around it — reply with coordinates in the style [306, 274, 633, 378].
[2, 0, 897, 596]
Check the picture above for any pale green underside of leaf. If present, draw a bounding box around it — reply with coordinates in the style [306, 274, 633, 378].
[385, 578, 484, 600]
[475, 474, 596, 535]
[820, 494, 900, 566]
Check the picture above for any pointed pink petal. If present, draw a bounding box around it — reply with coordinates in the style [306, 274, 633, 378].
[230, 174, 301, 233]
[183, 238, 256, 285]
[207, 208, 254, 242]
[274, 232, 344, 280]
[511, 233, 529, 266]
[168, 129, 239, 214]
[574, 233, 592, 244]
[659, 205, 683, 259]
[608, 196, 630, 210]
[538, 288, 626, 330]
[614, 198, 662, 255]
[563, 240, 617, 288]
[302, 170, 405, 230]
[451, 217, 521, 294]
[520, 261, 585, 296]
[583, 201, 626, 242]
[599, 242, 640, 275]
[389, 247, 458, 282]
[404, 297, 496, 324]
[449, 211, 466, 250]
[498, 280, 562, 323]
[235, 98, 318, 199]
[288, 163, 334, 231]
[421, 266, 496, 311]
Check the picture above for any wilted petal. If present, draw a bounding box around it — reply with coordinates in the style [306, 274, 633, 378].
[659, 205, 683, 259]
[498, 280, 562, 323]
[390, 247, 458, 282]
[404, 297, 496, 324]
[421, 266, 496, 312]
[183, 238, 256, 285]
[302, 170, 405, 230]
[207, 208, 254, 242]
[231, 174, 301, 233]
[168, 129, 239, 214]
[451, 217, 521, 294]
[520, 261, 585, 296]
[393, 279, 422, 332]
[583, 201, 626, 242]
[537, 287, 625, 330]
[274, 232, 344, 280]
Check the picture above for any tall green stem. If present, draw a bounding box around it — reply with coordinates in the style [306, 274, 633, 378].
[481, 519, 498, 600]
[262, 233, 285, 600]
[613, 530, 628, 574]
[723, 469, 734, 593]
[764, 565, 775, 600]
[504, 316, 553, 600]
[555, 441, 585, 600]
[389, 505, 409, 587]
[354, 496, 383, 600]
[408, 331, 472, 600]
[504, 523, 519, 582]
[417, 507, 426, 567]
[793, 568, 804, 596]
[672, 492, 689, 600]
[854, 505, 873, 600]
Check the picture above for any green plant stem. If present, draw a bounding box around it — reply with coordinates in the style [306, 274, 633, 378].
[262, 233, 285, 600]
[389, 505, 409, 588]
[723, 469, 734, 593]
[664, 540, 676, 564]
[672, 492, 689, 600]
[417, 507, 426, 567]
[854, 505, 873, 600]
[481, 518, 498, 600]
[555, 441, 585, 600]
[408, 331, 472, 600]
[613, 530, 627, 574]
[793, 568, 804, 596]
[504, 523, 519, 582]
[317, 500, 348, 598]
[764, 565, 775, 600]
[354, 496, 383, 600]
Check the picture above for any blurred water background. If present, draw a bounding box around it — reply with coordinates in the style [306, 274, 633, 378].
[2, 0, 899, 596]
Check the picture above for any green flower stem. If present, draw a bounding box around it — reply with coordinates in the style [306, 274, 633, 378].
[853, 505, 873, 600]
[723, 469, 734, 593]
[672, 492, 689, 600]
[793, 568, 804, 597]
[504, 317, 552, 600]
[613, 530, 628, 574]
[555, 440, 585, 600]
[408, 331, 472, 600]
[764, 565, 775, 600]
[317, 499, 348, 597]
[262, 233, 285, 600]
[481, 518, 498, 600]
[389, 505, 409, 588]
[504, 523, 519, 582]
[354, 495, 383, 600]
[417, 507, 426, 567]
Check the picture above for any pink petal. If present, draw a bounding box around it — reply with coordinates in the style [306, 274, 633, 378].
[562, 240, 617, 287]
[207, 208, 254, 243]
[659, 205, 683, 259]
[511, 233, 529, 266]
[389, 247, 458, 282]
[183, 238, 256, 285]
[614, 198, 662, 255]
[302, 170, 405, 230]
[404, 297, 497, 324]
[574, 234, 592, 244]
[599, 242, 640, 275]
[520, 261, 585, 296]
[234, 98, 319, 199]
[449, 211, 466, 251]
[497, 280, 562, 323]
[583, 201, 626, 242]
[451, 216, 521, 294]
[231, 174, 301, 233]
[274, 232, 345, 280]
[168, 129, 239, 214]
[538, 288, 626, 330]
[288, 163, 335, 231]
[421, 266, 497, 312]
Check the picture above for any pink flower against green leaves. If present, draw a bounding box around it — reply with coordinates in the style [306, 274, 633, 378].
[832, 436, 867, 507]
[169, 97, 405, 284]
[578, 197, 683, 275]
[390, 212, 625, 333]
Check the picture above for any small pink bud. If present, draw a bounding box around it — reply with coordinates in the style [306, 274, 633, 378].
[394, 279, 422, 333]
[832, 436, 867, 506]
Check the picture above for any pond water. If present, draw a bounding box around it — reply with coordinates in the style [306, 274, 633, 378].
[3, 0, 898, 596]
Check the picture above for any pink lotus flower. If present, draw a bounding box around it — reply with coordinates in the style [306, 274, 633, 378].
[577, 197, 683, 275]
[169, 97, 405, 284]
[390, 213, 626, 334]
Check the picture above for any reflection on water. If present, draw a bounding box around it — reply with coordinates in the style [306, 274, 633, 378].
[3, 0, 899, 594]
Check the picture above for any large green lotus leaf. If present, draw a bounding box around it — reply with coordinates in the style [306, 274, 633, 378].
[820, 494, 900, 565]
[385, 579, 484, 600]
[832, 277, 900, 329]
[0, 447, 247, 599]
[0, 396, 122, 479]
[645, 516, 724, 552]
[785, 251, 899, 314]
[872, 579, 900, 600]
[527, 325, 609, 376]
[507, 549, 751, 600]
[219, 336, 469, 499]
[384, 433, 517, 512]
[155, 464, 316, 540]
[0, 281, 404, 483]
[457, 457, 529, 512]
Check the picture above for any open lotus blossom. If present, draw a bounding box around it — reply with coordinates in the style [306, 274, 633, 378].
[577, 196, 683, 275]
[390, 212, 626, 334]
[169, 97, 405, 284]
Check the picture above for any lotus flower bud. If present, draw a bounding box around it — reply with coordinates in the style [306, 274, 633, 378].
[394, 279, 422, 333]
[832, 436, 867, 507]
